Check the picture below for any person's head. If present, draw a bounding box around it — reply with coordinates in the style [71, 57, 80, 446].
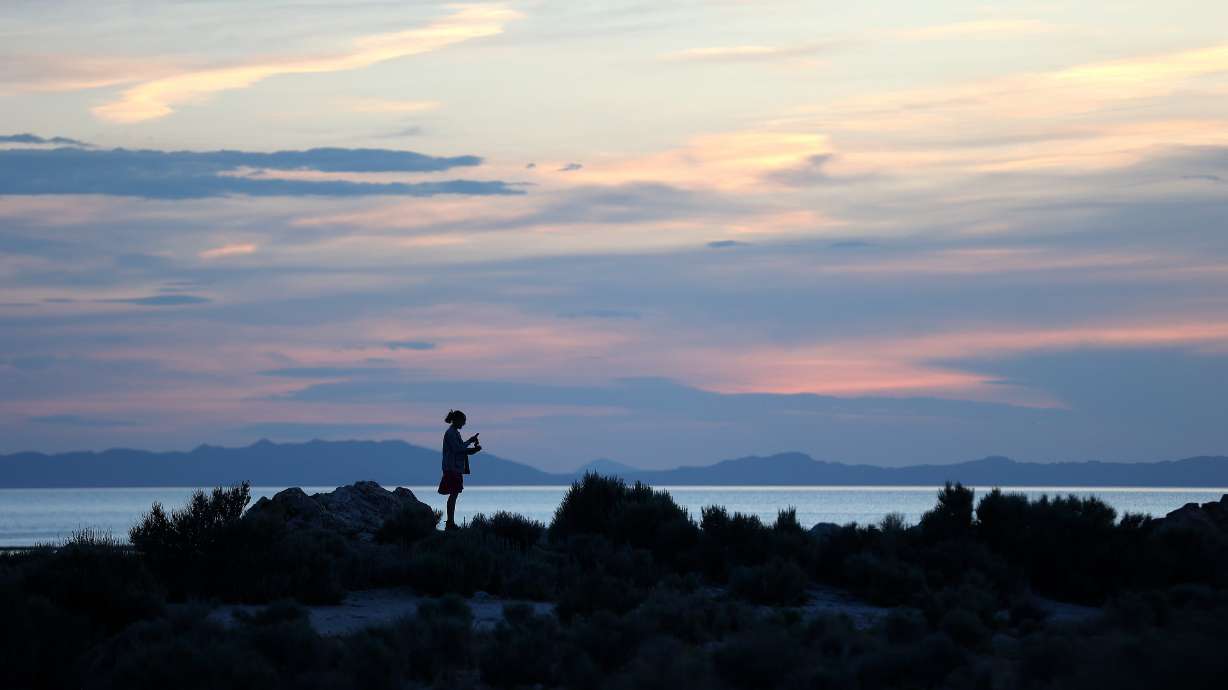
[445, 409, 467, 428]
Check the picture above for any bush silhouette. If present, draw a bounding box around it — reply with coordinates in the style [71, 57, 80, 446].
[128, 482, 251, 595]
[550, 472, 698, 563]
[468, 511, 545, 550]
[919, 481, 975, 540]
[976, 489, 1125, 602]
[729, 558, 809, 605]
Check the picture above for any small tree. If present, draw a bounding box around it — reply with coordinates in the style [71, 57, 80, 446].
[919, 481, 974, 540]
[129, 482, 251, 583]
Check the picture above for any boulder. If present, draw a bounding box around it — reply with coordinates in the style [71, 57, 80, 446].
[245, 480, 436, 541]
[809, 522, 842, 541]
[1157, 494, 1228, 537]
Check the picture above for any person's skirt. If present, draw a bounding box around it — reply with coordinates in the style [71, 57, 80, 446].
[438, 470, 464, 495]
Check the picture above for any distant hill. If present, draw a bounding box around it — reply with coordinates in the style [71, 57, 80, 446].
[1, 440, 1226, 488]
[0, 439, 561, 488]
[575, 458, 645, 476]
[603, 453, 1228, 488]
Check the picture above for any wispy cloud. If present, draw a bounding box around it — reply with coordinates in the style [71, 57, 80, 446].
[659, 40, 846, 63]
[347, 98, 441, 114]
[0, 133, 89, 146]
[92, 4, 519, 123]
[887, 19, 1059, 41]
[386, 340, 436, 351]
[28, 414, 133, 428]
[98, 295, 211, 306]
[0, 145, 521, 198]
[199, 243, 257, 260]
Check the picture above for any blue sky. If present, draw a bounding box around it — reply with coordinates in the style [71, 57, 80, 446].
[2, 1, 1227, 469]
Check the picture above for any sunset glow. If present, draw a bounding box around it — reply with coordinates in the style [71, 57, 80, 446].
[3, 1, 1227, 469]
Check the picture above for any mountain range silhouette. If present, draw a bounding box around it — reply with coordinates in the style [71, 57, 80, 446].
[2, 440, 1226, 488]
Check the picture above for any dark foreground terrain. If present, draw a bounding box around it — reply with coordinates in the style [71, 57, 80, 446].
[4, 475, 1227, 689]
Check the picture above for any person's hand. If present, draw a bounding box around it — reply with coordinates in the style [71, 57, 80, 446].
[473, 444, 482, 453]
[466, 433, 480, 444]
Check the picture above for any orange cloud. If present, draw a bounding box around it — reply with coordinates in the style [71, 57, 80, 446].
[92, 5, 519, 123]
[199, 242, 258, 259]
[656, 318, 1228, 404]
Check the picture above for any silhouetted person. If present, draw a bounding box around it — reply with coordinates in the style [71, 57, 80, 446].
[439, 409, 481, 530]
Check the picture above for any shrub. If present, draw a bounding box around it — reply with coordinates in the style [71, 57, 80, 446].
[468, 511, 545, 550]
[879, 512, 909, 533]
[729, 559, 809, 605]
[842, 551, 926, 606]
[129, 483, 359, 604]
[713, 623, 807, 690]
[478, 603, 563, 687]
[606, 636, 716, 690]
[404, 529, 556, 599]
[556, 570, 644, 621]
[129, 483, 251, 561]
[406, 531, 502, 596]
[939, 608, 990, 649]
[976, 489, 1126, 602]
[21, 536, 164, 633]
[550, 473, 699, 563]
[631, 587, 750, 643]
[698, 506, 774, 577]
[774, 507, 804, 534]
[128, 482, 251, 595]
[919, 482, 974, 540]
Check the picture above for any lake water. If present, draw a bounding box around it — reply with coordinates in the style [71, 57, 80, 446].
[1, 485, 1225, 546]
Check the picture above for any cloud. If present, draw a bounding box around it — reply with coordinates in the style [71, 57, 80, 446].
[200, 243, 257, 260]
[505, 182, 726, 227]
[258, 366, 400, 379]
[92, 5, 519, 122]
[347, 99, 440, 114]
[707, 240, 749, 249]
[233, 421, 408, 439]
[659, 40, 847, 63]
[0, 53, 185, 92]
[0, 145, 523, 198]
[557, 163, 583, 172]
[558, 309, 640, 319]
[386, 340, 436, 351]
[1, 133, 88, 146]
[763, 153, 839, 186]
[787, 43, 1228, 177]
[98, 295, 211, 306]
[887, 19, 1060, 41]
[377, 126, 425, 138]
[28, 414, 133, 428]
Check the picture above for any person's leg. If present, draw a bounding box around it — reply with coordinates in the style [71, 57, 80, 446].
[446, 492, 458, 528]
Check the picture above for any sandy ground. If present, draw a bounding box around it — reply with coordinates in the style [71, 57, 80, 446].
[210, 586, 1097, 637]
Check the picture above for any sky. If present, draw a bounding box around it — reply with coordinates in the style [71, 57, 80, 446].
[2, 1, 1227, 470]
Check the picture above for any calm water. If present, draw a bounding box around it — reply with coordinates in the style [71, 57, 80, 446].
[1, 485, 1225, 546]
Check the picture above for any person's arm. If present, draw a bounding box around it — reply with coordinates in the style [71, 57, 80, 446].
[444, 428, 467, 454]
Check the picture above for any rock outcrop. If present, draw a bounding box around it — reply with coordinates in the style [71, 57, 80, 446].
[245, 480, 436, 541]
[809, 522, 842, 541]
[1158, 494, 1228, 537]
